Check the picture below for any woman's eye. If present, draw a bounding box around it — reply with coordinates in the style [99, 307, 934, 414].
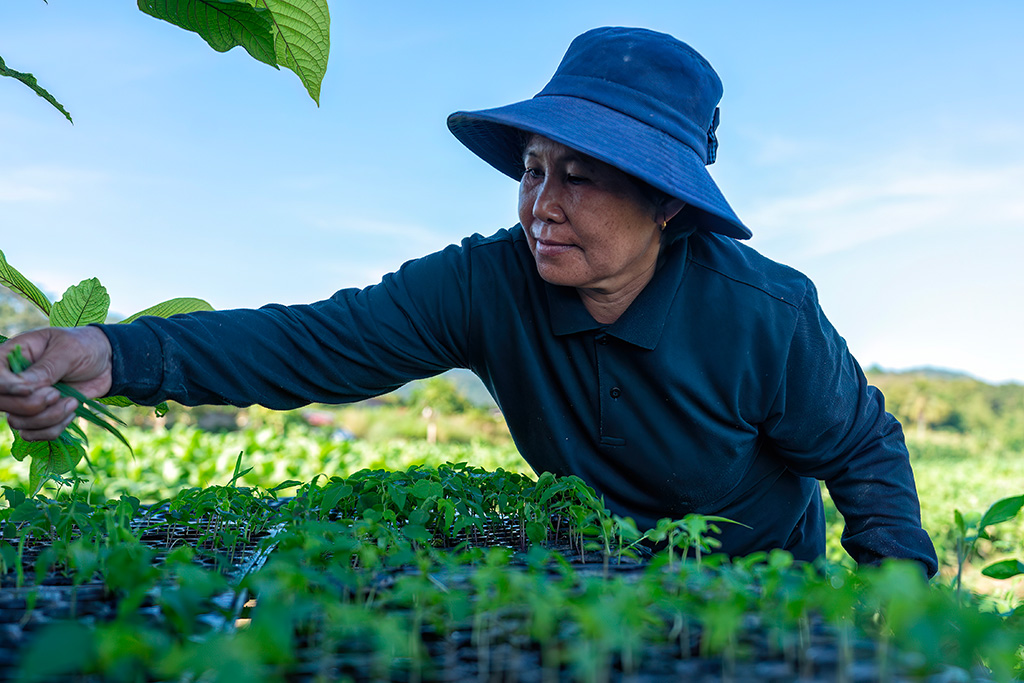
[522, 167, 542, 180]
[566, 174, 588, 184]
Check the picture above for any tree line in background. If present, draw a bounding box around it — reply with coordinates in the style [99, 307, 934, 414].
[866, 367, 1024, 449]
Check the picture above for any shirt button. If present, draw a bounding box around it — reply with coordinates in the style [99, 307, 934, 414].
[597, 335, 609, 345]
[610, 387, 622, 399]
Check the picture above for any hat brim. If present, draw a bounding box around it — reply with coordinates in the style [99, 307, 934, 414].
[447, 96, 752, 240]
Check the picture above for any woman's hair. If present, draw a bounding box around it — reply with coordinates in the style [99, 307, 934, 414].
[626, 176, 698, 244]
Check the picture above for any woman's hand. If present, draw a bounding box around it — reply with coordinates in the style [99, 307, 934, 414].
[0, 326, 113, 441]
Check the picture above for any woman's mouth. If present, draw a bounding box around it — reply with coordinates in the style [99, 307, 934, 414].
[533, 236, 577, 257]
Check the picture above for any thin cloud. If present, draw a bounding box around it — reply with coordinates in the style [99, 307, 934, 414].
[747, 159, 1024, 260]
[0, 166, 107, 203]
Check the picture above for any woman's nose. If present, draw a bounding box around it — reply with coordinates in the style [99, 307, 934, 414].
[532, 178, 565, 223]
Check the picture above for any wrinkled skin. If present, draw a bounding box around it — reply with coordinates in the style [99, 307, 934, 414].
[0, 326, 112, 441]
[518, 135, 684, 324]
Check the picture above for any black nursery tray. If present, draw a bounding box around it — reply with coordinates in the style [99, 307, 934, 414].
[0, 506, 280, 681]
[0, 473, 1006, 683]
[272, 563, 959, 683]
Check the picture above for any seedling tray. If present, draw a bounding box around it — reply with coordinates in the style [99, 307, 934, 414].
[267, 563, 920, 683]
[0, 503, 280, 681]
[0, 466, 1011, 682]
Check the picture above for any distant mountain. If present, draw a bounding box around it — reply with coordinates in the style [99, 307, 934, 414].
[430, 365, 1018, 411]
[865, 365, 986, 384]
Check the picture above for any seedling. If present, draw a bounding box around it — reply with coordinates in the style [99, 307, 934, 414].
[1, 251, 216, 495]
[7, 345, 132, 453]
[6, 345, 133, 496]
[953, 494, 1024, 599]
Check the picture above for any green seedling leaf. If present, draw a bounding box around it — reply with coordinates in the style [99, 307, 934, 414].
[254, 0, 331, 104]
[119, 297, 214, 324]
[50, 278, 110, 327]
[0, 55, 73, 123]
[6, 345, 31, 374]
[70, 400, 133, 455]
[66, 421, 90, 445]
[229, 451, 253, 486]
[19, 432, 86, 496]
[412, 478, 443, 500]
[981, 558, 1024, 580]
[388, 482, 407, 511]
[979, 495, 1024, 531]
[138, 0, 278, 67]
[106, 398, 170, 417]
[525, 520, 547, 544]
[56, 382, 131, 446]
[2, 486, 27, 510]
[98, 395, 133, 408]
[408, 507, 429, 526]
[50, 379, 124, 425]
[320, 481, 353, 515]
[0, 249, 52, 316]
[402, 523, 433, 543]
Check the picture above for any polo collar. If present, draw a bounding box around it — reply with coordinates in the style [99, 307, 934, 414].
[546, 237, 690, 350]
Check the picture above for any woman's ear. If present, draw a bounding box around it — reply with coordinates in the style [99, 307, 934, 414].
[658, 198, 687, 226]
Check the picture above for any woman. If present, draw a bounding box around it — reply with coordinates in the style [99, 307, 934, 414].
[0, 27, 938, 575]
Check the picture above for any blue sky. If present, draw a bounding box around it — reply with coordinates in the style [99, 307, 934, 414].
[2, 2, 1023, 383]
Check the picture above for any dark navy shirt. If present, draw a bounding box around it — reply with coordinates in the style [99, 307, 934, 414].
[101, 226, 938, 575]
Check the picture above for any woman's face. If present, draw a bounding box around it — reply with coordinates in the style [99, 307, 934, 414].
[518, 135, 665, 297]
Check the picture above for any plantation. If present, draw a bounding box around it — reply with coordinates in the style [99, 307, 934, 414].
[0, 412, 1022, 681]
[4, 6, 1024, 681]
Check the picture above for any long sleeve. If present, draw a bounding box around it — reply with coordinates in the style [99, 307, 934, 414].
[762, 283, 938, 576]
[100, 239, 477, 409]
[96, 225, 939, 573]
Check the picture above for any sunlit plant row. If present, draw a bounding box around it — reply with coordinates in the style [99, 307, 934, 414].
[0, 462, 1022, 681]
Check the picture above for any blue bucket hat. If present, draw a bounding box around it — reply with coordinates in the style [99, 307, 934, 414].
[447, 26, 751, 240]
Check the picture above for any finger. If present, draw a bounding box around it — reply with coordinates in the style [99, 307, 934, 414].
[15, 412, 78, 443]
[7, 396, 78, 436]
[0, 386, 63, 417]
[0, 373, 33, 396]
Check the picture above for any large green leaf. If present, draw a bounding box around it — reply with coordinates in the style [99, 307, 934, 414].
[12, 431, 84, 496]
[251, 0, 330, 104]
[0, 249, 53, 316]
[119, 297, 214, 325]
[138, 0, 278, 67]
[50, 278, 110, 328]
[0, 55, 73, 124]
